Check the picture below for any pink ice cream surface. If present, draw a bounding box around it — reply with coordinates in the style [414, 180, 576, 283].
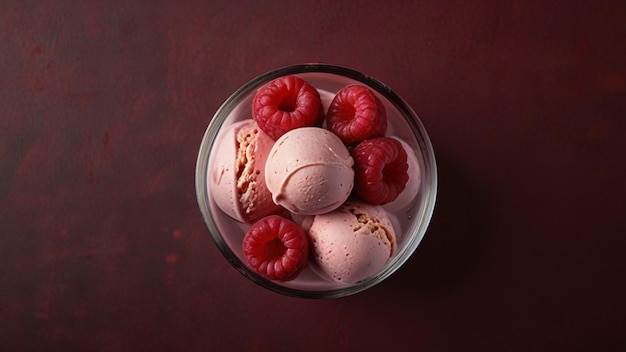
[308, 201, 397, 283]
[264, 127, 354, 215]
[210, 119, 282, 223]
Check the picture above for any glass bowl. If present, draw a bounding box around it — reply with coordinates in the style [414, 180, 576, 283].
[196, 64, 437, 298]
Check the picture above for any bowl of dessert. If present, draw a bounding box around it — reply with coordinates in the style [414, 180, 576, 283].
[196, 64, 437, 298]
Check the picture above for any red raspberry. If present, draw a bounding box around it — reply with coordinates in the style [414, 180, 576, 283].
[252, 75, 324, 140]
[352, 137, 409, 205]
[326, 84, 387, 145]
[243, 215, 309, 281]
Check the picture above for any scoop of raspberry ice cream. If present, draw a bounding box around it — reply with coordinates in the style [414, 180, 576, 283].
[265, 127, 354, 215]
[308, 201, 396, 283]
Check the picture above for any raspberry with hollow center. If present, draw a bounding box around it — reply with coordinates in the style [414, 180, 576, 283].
[252, 75, 324, 140]
[352, 137, 409, 205]
[326, 84, 387, 145]
[243, 215, 309, 281]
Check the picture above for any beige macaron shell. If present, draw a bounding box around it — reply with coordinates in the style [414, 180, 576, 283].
[210, 119, 279, 223]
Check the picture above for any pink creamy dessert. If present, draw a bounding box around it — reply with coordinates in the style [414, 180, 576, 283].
[265, 127, 354, 215]
[308, 201, 397, 283]
[197, 65, 436, 297]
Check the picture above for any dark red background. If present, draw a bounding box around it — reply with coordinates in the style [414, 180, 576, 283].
[1, 1, 625, 351]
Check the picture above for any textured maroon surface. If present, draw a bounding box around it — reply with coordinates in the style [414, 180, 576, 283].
[1, 1, 625, 351]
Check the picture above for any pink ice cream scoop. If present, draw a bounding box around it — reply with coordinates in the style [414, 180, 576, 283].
[264, 127, 354, 215]
[308, 200, 397, 283]
[209, 119, 283, 223]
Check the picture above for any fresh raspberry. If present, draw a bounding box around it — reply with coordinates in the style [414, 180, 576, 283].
[352, 137, 409, 205]
[252, 75, 324, 140]
[326, 84, 387, 145]
[243, 215, 309, 281]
